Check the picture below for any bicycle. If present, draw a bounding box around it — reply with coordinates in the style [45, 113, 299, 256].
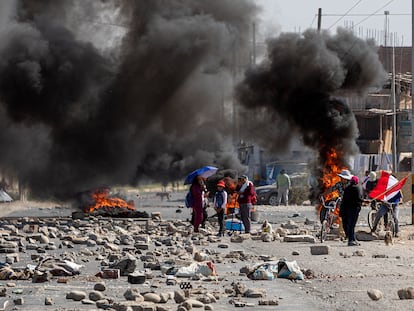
[367, 200, 396, 236]
[319, 196, 341, 243]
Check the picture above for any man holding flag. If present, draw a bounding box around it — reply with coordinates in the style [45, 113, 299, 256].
[369, 171, 408, 237]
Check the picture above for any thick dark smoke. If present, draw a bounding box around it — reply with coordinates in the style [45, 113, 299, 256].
[236, 29, 387, 197]
[0, 0, 257, 198]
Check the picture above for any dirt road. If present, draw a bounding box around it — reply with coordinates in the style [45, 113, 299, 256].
[1, 194, 414, 310]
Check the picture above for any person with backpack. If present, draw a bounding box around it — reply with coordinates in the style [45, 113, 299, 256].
[213, 180, 228, 237]
[236, 175, 256, 234]
[189, 175, 205, 233]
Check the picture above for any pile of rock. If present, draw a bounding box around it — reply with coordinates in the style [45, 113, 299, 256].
[0, 215, 319, 309]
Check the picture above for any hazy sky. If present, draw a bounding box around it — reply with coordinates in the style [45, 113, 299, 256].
[255, 0, 412, 46]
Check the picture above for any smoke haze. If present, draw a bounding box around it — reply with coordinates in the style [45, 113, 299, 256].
[236, 29, 387, 196]
[0, 0, 257, 198]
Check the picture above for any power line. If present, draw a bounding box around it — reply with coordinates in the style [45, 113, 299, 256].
[351, 0, 395, 29]
[328, 0, 363, 30]
[310, 13, 317, 28]
[324, 13, 409, 17]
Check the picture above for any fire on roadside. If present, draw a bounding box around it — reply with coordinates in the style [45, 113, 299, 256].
[222, 177, 239, 214]
[86, 188, 135, 213]
[319, 147, 347, 222]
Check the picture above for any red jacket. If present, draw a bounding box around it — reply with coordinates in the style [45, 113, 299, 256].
[237, 181, 255, 204]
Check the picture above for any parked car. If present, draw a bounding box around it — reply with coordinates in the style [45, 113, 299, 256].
[256, 183, 278, 205]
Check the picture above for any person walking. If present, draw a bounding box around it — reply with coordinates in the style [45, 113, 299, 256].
[190, 175, 205, 233]
[276, 169, 291, 206]
[340, 175, 363, 246]
[213, 180, 228, 236]
[236, 175, 255, 234]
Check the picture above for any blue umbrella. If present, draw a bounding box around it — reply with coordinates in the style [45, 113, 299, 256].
[184, 166, 218, 185]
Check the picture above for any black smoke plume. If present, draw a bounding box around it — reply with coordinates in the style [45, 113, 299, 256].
[0, 0, 257, 198]
[236, 29, 387, 198]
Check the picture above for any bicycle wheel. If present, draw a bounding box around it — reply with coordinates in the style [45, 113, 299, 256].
[367, 210, 377, 230]
[320, 219, 328, 243]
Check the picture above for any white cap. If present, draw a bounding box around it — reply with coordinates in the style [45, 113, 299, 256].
[337, 169, 353, 180]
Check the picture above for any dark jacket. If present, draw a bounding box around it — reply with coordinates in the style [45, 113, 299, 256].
[340, 183, 363, 214]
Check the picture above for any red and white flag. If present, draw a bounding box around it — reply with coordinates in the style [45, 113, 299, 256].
[369, 171, 408, 202]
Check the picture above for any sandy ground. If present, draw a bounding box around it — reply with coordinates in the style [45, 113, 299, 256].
[2, 195, 414, 310]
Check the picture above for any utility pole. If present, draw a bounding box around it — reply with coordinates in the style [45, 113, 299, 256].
[317, 8, 322, 32]
[391, 44, 398, 172]
[384, 11, 390, 71]
[411, 0, 414, 225]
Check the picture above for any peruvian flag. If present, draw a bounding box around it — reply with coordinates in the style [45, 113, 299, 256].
[369, 171, 408, 202]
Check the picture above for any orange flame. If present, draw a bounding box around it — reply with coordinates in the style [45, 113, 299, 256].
[87, 188, 135, 213]
[319, 147, 347, 222]
[222, 177, 240, 214]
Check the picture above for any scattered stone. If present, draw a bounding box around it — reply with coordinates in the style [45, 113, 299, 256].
[353, 250, 366, 257]
[32, 271, 50, 283]
[310, 245, 330, 255]
[66, 290, 87, 301]
[13, 297, 24, 305]
[284, 235, 316, 243]
[143, 292, 161, 303]
[95, 299, 111, 309]
[81, 299, 95, 305]
[398, 287, 414, 299]
[166, 276, 177, 286]
[303, 269, 315, 279]
[234, 301, 246, 307]
[174, 290, 186, 304]
[217, 243, 229, 249]
[182, 298, 204, 308]
[89, 290, 105, 301]
[356, 231, 376, 241]
[367, 289, 383, 301]
[45, 297, 53, 305]
[110, 256, 138, 276]
[100, 269, 120, 279]
[244, 289, 266, 298]
[230, 236, 244, 243]
[94, 282, 106, 291]
[128, 272, 146, 284]
[258, 299, 279, 305]
[124, 288, 144, 301]
[372, 254, 388, 258]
